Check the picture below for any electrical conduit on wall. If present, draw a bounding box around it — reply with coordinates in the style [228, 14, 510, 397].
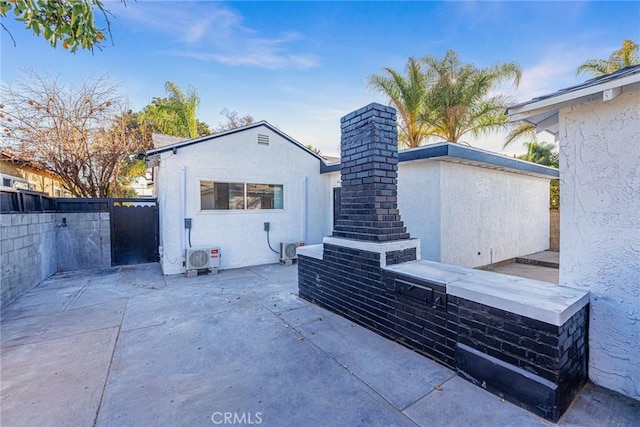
[302, 176, 308, 243]
[181, 166, 187, 260]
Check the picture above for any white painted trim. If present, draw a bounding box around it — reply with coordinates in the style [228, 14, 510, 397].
[603, 87, 621, 102]
[508, 73, 640, 120]
[181, 166, 187, 258]
[384, 260, 471, 285]
[302, 176, 308, 242]
[323, 236, 421, 267]
[297, 244, 323, 260]
[448, 278, 590, 326]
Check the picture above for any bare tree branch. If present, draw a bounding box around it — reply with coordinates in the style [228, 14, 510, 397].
[1, 71, 151, 197]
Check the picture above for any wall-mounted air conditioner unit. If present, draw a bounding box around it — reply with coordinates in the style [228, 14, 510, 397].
[280, 242, 303, 265]
[186, 247, 220, 277]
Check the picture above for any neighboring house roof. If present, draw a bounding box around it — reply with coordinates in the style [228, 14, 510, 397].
[0, 149, 57, 177]
[152, 133, 189, 148]
[506, 65, 640, 136]
[321, 142, 559, 179]
[145, 121, 327, 165]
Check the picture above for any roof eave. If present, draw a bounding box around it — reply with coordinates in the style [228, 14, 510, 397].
[507, 72, 640, 122]
[321, 142, 559, 179]
[144, 120, 328, 166]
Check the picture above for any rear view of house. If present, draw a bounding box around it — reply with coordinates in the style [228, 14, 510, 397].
[147, 118, 557, 276]
[145, 123, 332, 275]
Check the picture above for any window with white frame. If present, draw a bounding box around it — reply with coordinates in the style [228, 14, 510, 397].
[200, 181, 284, 211]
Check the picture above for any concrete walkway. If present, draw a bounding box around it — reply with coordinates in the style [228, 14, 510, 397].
[518, 250, 560, 268]
[1, 264, 638, 426]
[493, 251, 560, 284]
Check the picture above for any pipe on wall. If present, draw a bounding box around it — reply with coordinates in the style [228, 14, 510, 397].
[181, 166, 187, 258]
[302, 176, 308, 242]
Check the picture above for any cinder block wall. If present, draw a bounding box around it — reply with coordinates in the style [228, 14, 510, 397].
[55, 212, 111, 272]
[0, 213, 57, 309]
[0, 212, 111, 309]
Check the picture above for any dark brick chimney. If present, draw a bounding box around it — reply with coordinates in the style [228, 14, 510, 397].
[333, 103, 410, 241]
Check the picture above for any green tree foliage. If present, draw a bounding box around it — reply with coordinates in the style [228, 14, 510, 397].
[549, 179, 560, 211]
[369, 50, 521, 147]
[504, 122, 537, 148]
[516, 142, 558, 168]
[163, 81, 200, 139]
[197, 120, 212, 137]
[110, 110, 153, 197]
[0, 0, 112, 52]
[577, 39, 639, 77]
[138, 82, 211, 139]
[421, 50, 521, 143]
[0, 72, 152, 197]
[516, 142, 560, 210]
[305, 144, 322, 155]
[114, 154, 148, 197]
[368, 57, 431, 148]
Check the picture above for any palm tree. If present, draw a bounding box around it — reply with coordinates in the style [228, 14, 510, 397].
[421, 50, 522, 143]
[367, 57, 432, 148]
[138, 82, 203, 139]
[503, 121, 537, 148]
[163, 81, 200, 139]
[517, 142, 559, 168]
[516, 141, 560, 210]
[576, 39, 639, 77]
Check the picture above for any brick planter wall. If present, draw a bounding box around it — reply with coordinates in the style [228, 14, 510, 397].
[452, 296, 588, 420]
[298, 103, 587, 422]
[300, 253, 587, 421]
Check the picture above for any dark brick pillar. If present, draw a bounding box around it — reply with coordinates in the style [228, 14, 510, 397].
[333, 103, 410, 242]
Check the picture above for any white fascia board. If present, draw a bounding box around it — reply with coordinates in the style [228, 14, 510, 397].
[508, 73, 640, 122]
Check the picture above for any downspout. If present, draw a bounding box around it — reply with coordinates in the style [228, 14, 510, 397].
[181, 166, 187, 260]
[302, 176, 308, 243]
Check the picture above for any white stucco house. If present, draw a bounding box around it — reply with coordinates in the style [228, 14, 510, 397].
[145, 120, 557, 276]
[507, 65, 640, 401]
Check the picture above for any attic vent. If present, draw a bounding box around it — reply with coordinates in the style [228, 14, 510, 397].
[258, 134, 269, 145]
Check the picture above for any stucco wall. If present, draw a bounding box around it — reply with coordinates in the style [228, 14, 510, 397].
[0, 161, 68, 196]
[156, 126, 331, 274]
[397, 161, 442, 262]
[396, 160, 550, 268]
[439, 161, 550, 268]
[559, 83, 640, 400]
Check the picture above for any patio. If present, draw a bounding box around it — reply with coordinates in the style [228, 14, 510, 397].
[1, 263, 638, 426]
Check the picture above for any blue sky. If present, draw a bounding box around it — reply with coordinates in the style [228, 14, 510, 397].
[2, 1, 639, 156]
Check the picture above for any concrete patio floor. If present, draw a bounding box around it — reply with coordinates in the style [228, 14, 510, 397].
[492, 251, 560, 284]
[1, 263, 638, 427]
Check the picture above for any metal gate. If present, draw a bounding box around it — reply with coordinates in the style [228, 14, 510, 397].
[110, 200, 159, 266]
[333, 187, 342, 228]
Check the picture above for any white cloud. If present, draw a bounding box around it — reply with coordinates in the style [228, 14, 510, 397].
[496, 43, 611, 104]
[111, 1, 318, 70]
